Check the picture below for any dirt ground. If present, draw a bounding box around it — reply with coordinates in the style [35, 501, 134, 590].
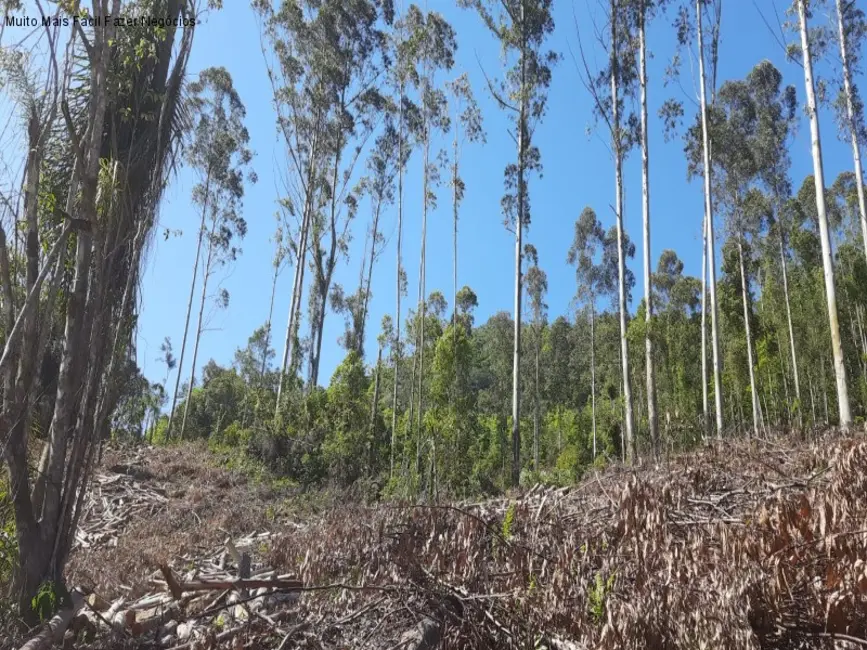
[38, 432, 867, 648]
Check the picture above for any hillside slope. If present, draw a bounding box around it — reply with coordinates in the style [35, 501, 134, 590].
[52, 433, 867, 649]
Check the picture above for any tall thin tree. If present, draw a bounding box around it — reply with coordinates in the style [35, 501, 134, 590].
[461, 0, 556, 486]
[796, 0, 852, 429]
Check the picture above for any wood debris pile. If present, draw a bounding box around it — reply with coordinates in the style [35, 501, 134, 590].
[68, 531, 309, 650]
[18, 433, 867, 649]
[74, 467, 169, 550]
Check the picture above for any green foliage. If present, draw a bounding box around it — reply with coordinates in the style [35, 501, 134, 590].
[0, 476, 16, 593]
[30, 582, 60, 623]
[587, 571, 616, 623]
[502, 502, 516, 540]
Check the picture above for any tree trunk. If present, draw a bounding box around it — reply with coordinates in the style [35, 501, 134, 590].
[166, 169, 210, 438]
[836, 0, 867, 264]
[252, 258, 280, 422]
[798, 0, 852, 430]
[390, 83, 405, 479]
[778, 231, 802, 427]
[639, 0, 658, 456]
[737, 238, 760, 438]
[358, 198, 383, 358]
[415, 104, 430, 483]
[533, 324, 540, 472]
[180, 217, 216, 439]
[309, 135, 345, 388]
[511, 0, 527, 488]
[276, 129, 320, 417]
[697, 0, 724, 438]
[611, 2, 635, 462]
[369, 344, 382, 476]
[590, 303, 597, 459]
[822, 357, 830, 425]
[453, 118, 459, 352]
[700, 209, 710, 437]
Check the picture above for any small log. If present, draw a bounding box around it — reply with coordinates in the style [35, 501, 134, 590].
[159, 565, 302, 599]
[18, 591, 84, 650]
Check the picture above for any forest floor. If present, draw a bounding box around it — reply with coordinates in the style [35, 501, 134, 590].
[19, 431, 867, 649]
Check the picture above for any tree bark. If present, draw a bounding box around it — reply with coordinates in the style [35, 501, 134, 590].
[533, 323, 540, 472]
[700, 209, 709, 437]
[697, 0, 724, 438]
[590, 302, 597, 459]
[309, 126, 346, 388]
[369, 344, 382, 476]
[166, 169, 210, 439]
[276, 127, 320, 417]
[778, 229, 802, 427]
[737, 238, 760, 438]
[611, 0, 635, 462]
[358, 197, 384, 358]
[390, 82, 405, 479]
[798, 0, 852, 430]
[415, 98, 430, 483]
[180, 215, 217, 439]
[511, 0, 527, 488]
[639, 0, 658, 456]
[835, 0, 867, 265]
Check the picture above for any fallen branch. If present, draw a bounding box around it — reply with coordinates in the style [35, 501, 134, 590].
[18, 590, 84, 650]
[159, 565, 302, 600]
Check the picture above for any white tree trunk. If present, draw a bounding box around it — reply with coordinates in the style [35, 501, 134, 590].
[610, 5, 635, 462]
[415, 107, 430, 474]
[275, 131, 319, 417]
[737, 238, 760, 438]
[166, 171, 210, 438]
[697, 0, 724, 437]
[390, 84, 404, 479]
[700, 208, 710, 437]
[639, 4, 658, 455]
[836, 0, 867, 264]
[779, 233, 802, 426]
[798, 0, 852, 430]
[511, 1, 527, 488]
[180, 218, 216, 439]
[590, 303, 597, 459]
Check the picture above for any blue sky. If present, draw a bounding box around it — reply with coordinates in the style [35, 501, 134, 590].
[135, 0, 863, 391]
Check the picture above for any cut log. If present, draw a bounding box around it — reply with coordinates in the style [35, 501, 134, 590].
[159, 565, 301, 600]
[18, 591, 84, 650]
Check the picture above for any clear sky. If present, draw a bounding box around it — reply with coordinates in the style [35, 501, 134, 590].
[135, 0, 863, 391]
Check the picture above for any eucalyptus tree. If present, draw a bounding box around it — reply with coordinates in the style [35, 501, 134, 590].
[567, 207, 608, 459]
[794, 0, 852, 429]
[176, 68, 253, 440]
[389, 6, 421, 477]
[167, 68, 252, 439]
[692, 63, 785, 437]
[258, 0, 389, 407]
[446, 73, 485, 340]
[400, 5, 456, 455]
[305, 0, 390, 388]
[630, 0, 666, 453]
[662, 0, 724, 436]
[460, 0, 556, 486]
[577, 0, 638, 461]
[832, 0, 867, 262]
[651, 250, 701, 430]
[357, 118, 401, 357]
[524, 243, 547, 471]
[3, 0, 197, 618]
[748, 61, 801, 426]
